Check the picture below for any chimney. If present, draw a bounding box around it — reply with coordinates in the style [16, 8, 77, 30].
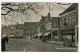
[48, 13, 52, 19]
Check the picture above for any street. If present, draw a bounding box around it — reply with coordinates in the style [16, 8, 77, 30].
[6, 38, 78, 52]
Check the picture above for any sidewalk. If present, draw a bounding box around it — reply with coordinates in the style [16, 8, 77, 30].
[32, 39, 42, 42]
[46, 40, 63, 45]
[32, 39, 63, 45]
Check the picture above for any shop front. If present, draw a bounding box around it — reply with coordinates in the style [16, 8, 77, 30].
[42, 32, 51, 41]
[61, 29, 75, 46]
[52, 31, 59, 41]
[37, 33, 42, 39]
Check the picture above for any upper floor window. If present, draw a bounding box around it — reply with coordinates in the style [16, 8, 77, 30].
[68, 16, 71, 24]
[68, 16, 71, 20]
[72, 14, 76, 25]
[52, 22, 57, 28]
[64, 18, 66, 21]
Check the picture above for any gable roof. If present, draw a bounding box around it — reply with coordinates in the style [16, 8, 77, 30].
[59, 3, 78, 15]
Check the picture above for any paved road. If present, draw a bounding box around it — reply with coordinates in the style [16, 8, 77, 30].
[6, 38, 78, 52]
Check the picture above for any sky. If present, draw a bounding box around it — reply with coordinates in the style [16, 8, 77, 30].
[1, 3, 71, 26]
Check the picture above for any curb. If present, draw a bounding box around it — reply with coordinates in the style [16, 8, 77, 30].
[46, 41, 63, 45]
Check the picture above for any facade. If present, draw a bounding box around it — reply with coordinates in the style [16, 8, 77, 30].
[40, 15, 46, 33]
[24, 22, 38, 38]
[36, 22, 42, 39]
[40, 13, 60, 41]
[16, 24, 24, 38]
[59, 3, 78, 46]
[9, 25, 16, 38]
[51, 17, 60, 41]
[40, 13, 52, 40]
[44, 13, 51, 40]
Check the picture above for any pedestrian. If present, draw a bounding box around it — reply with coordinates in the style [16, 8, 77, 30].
[1, 37, 6, 51]
[1, 36, 9, 51]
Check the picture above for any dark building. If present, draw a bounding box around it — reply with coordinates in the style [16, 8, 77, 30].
[24, 22, 38, 38]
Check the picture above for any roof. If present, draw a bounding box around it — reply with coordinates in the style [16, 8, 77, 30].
[59, 3, 78, 15]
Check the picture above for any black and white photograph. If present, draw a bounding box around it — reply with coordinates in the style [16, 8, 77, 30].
[1, 2, 78, 52]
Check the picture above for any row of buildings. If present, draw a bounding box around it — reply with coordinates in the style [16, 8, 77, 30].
[2, 22, 38, 39]
[2, 3, 78, 46]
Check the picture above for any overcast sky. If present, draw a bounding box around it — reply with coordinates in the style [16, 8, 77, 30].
[1, 3, 71, 26]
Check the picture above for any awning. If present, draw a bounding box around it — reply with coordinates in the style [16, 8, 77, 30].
[37, 33, 42, 36]
[43, 32, 50, 36]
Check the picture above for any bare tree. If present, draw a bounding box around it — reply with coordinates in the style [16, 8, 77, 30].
[1, 2, 71, 25]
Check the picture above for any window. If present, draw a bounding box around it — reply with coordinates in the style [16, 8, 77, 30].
[64, 18, 66, 21]
[68, 16, 71, 24]
[72, 14, 76, 25]
[53, 22, 57, 28]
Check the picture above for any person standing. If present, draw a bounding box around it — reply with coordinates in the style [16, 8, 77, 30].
[1, 37, 6, 51]
[1, 36, 9, 51]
